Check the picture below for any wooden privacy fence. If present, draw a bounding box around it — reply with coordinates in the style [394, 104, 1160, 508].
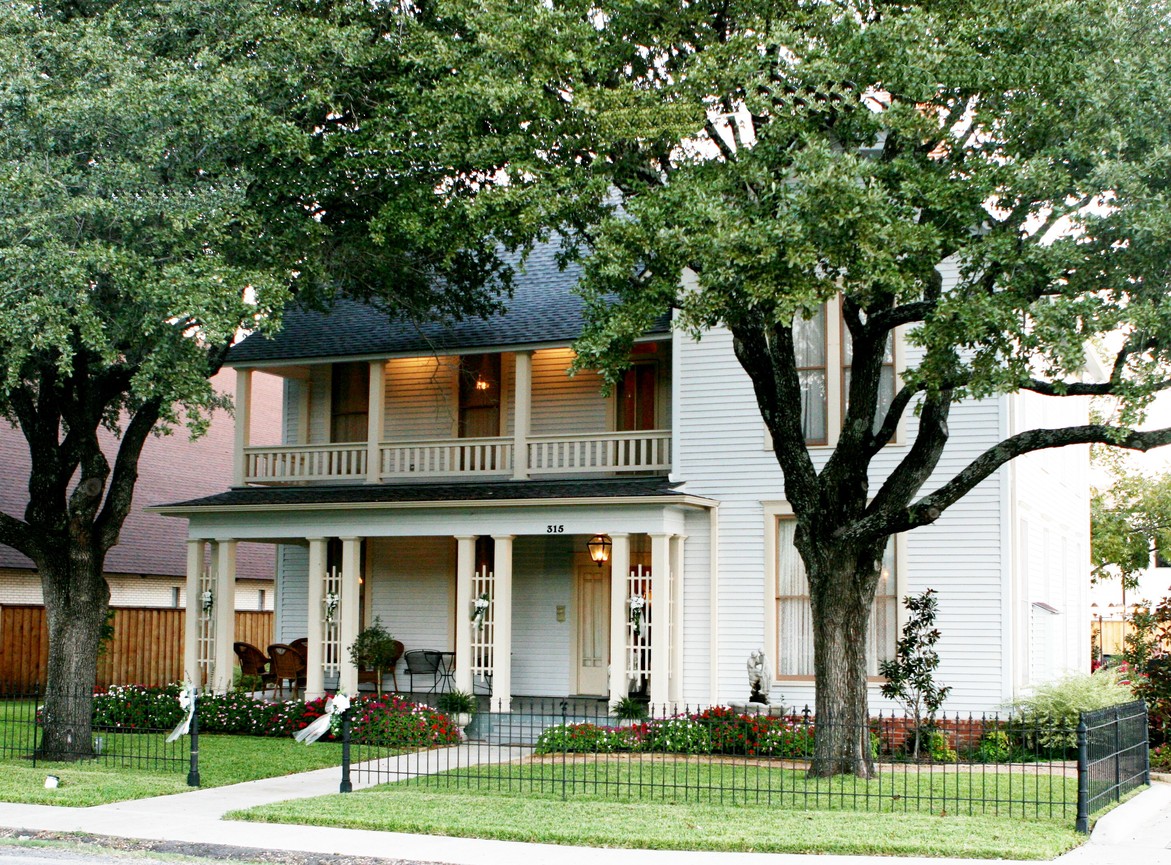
[0, 604, 273, 691]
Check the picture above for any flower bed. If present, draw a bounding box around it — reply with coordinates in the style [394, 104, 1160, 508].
[90, 685, 459, 747]
[535, 708, 814, 758]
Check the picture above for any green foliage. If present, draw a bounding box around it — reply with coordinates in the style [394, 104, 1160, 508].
[922, 729, 958, 764]
[879, 590, 951, 757]
[89, 684, 459, 748]
[535, 707, 814, 758]
[436, 689, 476, 715]
[610, 695, 649, 721]
[348, 618, 400, 679]
[1091, 468, 1171, 589]
[1010, 669, 1134, 748]
[975, 731, 1012, 764]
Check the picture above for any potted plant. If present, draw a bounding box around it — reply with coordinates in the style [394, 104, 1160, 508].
[611, 695, 649, 726]
[437, 689, 477, 732]
[348, 617, 400, 696]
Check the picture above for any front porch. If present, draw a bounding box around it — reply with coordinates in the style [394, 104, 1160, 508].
[164, 479, 714, 711]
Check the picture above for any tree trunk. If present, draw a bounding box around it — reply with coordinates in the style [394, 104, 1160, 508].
[38, 547, 109, 761]
[808, 555, 878, 778]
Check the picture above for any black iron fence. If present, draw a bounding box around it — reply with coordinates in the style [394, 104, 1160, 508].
[1076, 700, 1149, 831]
[0, 684, 194, 776]
[338, 697, 1110, 824]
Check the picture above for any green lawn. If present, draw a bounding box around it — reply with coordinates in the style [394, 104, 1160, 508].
[230, 784, 1085, 859]
[0, 734, 345, 807]
[391, 755, 1079, 819]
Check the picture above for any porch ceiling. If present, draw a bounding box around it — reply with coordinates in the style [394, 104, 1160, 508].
[150, 476, 714, 515]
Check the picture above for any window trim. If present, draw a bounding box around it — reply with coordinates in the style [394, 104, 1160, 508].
[762, 500, 905, 684]
[763, 295, 907, 452]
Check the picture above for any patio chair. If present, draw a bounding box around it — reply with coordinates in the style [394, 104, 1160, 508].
[233, 642, 276, 695]
[403, 649, 441, 694]
[289, 637, 309, 657]
[268, 643, 307, 699]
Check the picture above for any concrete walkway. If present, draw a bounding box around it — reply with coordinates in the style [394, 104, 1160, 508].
[0, 751, 1168, 865]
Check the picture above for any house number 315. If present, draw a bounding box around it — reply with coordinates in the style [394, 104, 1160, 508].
[546, 524, 564, 533]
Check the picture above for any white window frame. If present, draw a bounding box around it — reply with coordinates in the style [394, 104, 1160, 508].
[762, 501, 906, 683]
[763, 294, 907, 450]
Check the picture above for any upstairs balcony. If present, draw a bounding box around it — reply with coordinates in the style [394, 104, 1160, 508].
[231, 345, 672, 486]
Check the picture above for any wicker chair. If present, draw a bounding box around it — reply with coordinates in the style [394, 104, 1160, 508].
[267, 643, 307, 699]
[233, 642, 276, 695]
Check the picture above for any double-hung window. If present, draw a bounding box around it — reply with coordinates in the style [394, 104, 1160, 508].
[773, 516, 898, 678]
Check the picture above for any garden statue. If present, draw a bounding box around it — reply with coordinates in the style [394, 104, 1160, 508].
[747, 649, 771, 704]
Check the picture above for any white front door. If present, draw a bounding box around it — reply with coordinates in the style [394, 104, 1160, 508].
[575, 563, 610, 695]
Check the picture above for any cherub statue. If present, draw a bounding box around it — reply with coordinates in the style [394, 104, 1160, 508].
[747, 649, 772, 704]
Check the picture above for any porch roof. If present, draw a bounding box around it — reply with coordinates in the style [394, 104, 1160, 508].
[151, 477, 713, 514]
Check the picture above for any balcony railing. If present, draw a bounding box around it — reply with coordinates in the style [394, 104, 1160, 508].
[244, 443, 368, 483]
[242, 430, 671, 485]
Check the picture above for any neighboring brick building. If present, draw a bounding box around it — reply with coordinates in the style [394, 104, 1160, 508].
[0, 370, 280, 611]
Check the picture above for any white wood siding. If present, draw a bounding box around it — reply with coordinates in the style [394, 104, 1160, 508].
[366, 538, 455, 673]
[511, 535, 573, 695]
[276, 543, 308, 643]
[382, 357, 460, 441]
[675, 321, 1010, 712]
[531, 349, 610, 436]
[1010, 389, 1091, 691]
[306, 366, 331, 445]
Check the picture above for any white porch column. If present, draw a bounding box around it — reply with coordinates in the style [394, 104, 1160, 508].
[649, 532, 672, 708]
[491, 535, 514, 711]
[608, 533, 631, 707]
[184, 540, 204, 688]
[366, 360, 385, 484]
[211, 540, 237, 693]
[337, 537, 361, 694]
[669, 534, 687, 703]
[454, 535, 476, 694]
[305, 538, 327, 699]
[232, 369, 252, 486]
[512, 351, 532, 480]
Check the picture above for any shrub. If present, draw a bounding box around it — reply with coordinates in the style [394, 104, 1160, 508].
[611, 695, 649, 721]
[88, 684, 460, 748]
[922, 728, 958, 763]
[436, 689, 476, 716]
[975, 730, 1012, 763]
[535, 708, 815, 758]
[879, 589, 951, 759]
[93, 684, 184, 731]
[1151, 742, 1171, 772]
[1010, 668, 1134, 749]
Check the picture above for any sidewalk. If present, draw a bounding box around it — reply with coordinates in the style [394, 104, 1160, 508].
[0, 752, 1168, 865]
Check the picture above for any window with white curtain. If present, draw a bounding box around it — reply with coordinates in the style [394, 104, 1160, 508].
[781, 299, 900, 447]
[775, 519, 898, 677]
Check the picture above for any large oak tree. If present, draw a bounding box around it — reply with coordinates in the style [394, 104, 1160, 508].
[380, 0, 1171, 774]
[0, 0, 513, 758]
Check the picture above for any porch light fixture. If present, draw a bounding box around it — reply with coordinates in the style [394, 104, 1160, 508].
[587, 534, 612, 567]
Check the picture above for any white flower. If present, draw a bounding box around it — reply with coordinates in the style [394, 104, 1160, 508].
[200, 590, 213, 613]
[324, 593, 340, 621]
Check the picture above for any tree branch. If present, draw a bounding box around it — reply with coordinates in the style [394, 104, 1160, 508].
[899, 424, 1171, 532]
[96, 398, 163, 553]
[0, 510, 36, 559]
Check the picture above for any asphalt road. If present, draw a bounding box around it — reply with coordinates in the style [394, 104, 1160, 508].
[0, 835, 437, 865]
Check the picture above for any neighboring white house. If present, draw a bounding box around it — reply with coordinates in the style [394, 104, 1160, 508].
[153, 246, 1091, 712]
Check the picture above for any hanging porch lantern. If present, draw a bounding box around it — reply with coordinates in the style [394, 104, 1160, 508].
[587, 534, 612, 567]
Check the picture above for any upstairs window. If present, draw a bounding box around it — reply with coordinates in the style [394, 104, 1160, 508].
[459, 354, 501, 438]
[331, 362, 369, 443]
[785, 297, 900, 447]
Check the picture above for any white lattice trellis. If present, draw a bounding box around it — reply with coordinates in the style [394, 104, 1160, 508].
[323, 565, 342, 676]
[196, 556, 214, 688]
[470, 566, 494, 680]
[625, 565, 652, 686]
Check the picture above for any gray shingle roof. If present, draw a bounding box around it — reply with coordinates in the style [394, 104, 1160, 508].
[156, 477, 689, 511]
[230, 242, 670, 364]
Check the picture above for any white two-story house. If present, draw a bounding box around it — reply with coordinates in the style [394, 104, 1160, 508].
[155, 245, 1091, 713]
